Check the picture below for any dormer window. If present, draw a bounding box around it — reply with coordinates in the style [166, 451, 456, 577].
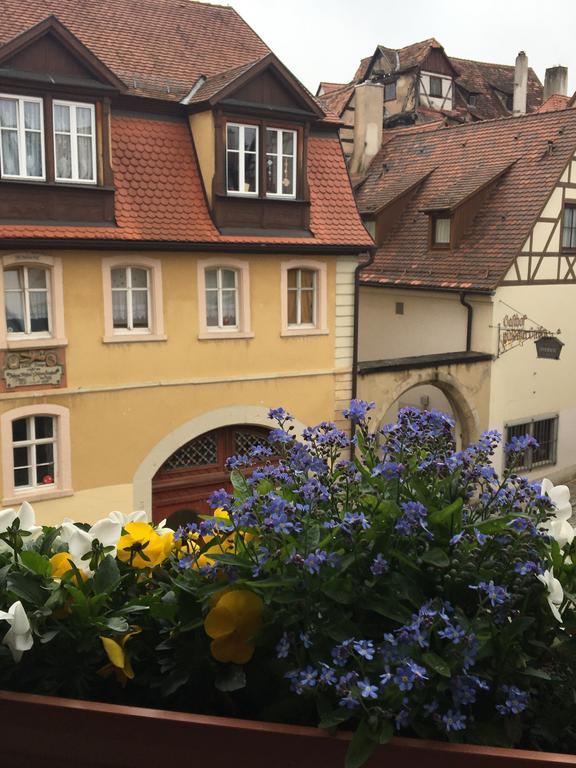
[53, 101, 97, 184]
[433, 216, 451, 247]
[226, 123, 258, 195]
[429, 76, 443, 98]
[384, 81, 397, 102]
[0, 95, 44, 180]
[265, 128, 296, 198]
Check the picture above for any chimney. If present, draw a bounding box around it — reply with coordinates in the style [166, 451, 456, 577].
[513, 51, 528, 115]
[544, 66, 568, 100]
[350, 82, 384, 176]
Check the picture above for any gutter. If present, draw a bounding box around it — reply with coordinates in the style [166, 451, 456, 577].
[459, 291, 473, 352]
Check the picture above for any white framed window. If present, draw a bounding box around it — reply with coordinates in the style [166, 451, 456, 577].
[1, 404, 72, 505]
[0, 94, 45, 180]
[226, 123, 258, 196]
[265, 128, 296, 198]
[205, 267, 239, 329]
[102, 256, 165, 343]
[433, 216, 451, 246]
[0, 254, 66, 350]
[197, 258, 253, 340]
[505, 416, 559, 471]
[53, 100, 96, 184]
[280, 260, 328, 337]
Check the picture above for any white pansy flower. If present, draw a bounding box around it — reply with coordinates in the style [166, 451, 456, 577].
[0, 600, 33, 662]
[107, 510, 148, 526]
[156, 519, 174, 537]
[0, 502, 42, 552]
[58, 517, 123, 573]
[537, 568, 564, 622]
[541, 479, 574, 550]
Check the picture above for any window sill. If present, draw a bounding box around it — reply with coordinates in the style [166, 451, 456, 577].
[198, 330, 255, 341]
[2, 488, 73, 506]
[102, 333, 167, 344]
[4, 337, 68, 350]
[281, 327, 329, 338]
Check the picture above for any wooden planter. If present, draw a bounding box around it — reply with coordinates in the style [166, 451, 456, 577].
[1, 689, 575, 768]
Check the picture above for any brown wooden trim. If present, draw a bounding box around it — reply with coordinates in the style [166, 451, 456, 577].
[101, 98, 114, 188]
[501, 278, 576, 285]
[43, 93, 55, 183]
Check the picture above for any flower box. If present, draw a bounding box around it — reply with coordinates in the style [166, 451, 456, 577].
[1, 689, 575, 768]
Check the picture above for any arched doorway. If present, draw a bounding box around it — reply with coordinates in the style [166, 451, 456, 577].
[151, 425, 270, 524]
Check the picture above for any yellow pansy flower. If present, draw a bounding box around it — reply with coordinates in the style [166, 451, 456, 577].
[204, 589, 263, 664]
[49, 551, 88, 584]
[99, 628, 141, 685]
[116, 522, 173, 568]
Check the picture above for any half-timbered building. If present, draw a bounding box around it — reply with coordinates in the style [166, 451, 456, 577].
[0, 0, 372, 524]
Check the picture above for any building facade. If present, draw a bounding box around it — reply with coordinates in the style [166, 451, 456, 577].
[0, 2, 372, 525]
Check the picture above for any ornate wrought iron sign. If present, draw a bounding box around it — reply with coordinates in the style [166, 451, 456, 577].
[496, 303, 562, 358]
[535, 336, 564, 360]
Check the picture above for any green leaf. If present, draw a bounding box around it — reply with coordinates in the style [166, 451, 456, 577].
[423, 651, 451, 678]
[378, 719, 394, 744]
[468, 515, 515, 534]
[105, 616, 129, 634]
[421, 548, 450, 568]
[428, 498, 463, 531]
[93, 555, 121, 594]
[521, 667, 553, 681]
[345, 720, 379, 768]
[230, 469, 250, 499]
[19, 550, 52, 578]
[215, 665, 246, 692]
[7, 571, 47, 605]
[322, 583, 354, 604]
[364, 596, 411, 623]
[318, 709, 351, 730]
[202, 552, 252, 568]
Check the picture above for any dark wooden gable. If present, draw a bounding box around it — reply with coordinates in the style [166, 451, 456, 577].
[3, 33, 95, 80]
[422, 48, 458, 77]
[229, 67, 311, 113]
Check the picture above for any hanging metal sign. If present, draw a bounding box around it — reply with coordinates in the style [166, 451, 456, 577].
[495, 302, 562, 358]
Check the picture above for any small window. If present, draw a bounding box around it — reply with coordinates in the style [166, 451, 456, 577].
[287, 268, 316, 326]
[506, 417, 558, 471]
[505, 93, 513, 111]
[226, 123, 258, 195]
[205, 267, 238, 328]
[266, 128, 296, 198]
[0, 94, 44, 180]
[562, 205, 576, 250]
[53, 100, 96, 184]
[433, 216, 451, 246]
[4, 266, 50, 337]
[384, 81, 397, 101]
[468, 93, 477, 107]
[429, 76, 443, 98]
[395, 302, 404, 315]
[111, 267, 150, 332]
[12, 415, 56, 489]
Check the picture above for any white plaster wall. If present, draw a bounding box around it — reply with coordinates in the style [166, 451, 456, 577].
[419, 72, 453, 110]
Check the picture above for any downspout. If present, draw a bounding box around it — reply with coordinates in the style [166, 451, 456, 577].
[350, 245, 377, 455]
[459, 291, 473, 352]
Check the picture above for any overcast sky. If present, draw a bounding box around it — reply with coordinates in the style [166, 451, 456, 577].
[231, 0, 576, 96]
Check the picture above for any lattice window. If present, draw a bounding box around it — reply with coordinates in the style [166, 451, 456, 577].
[162, 434, 218, 471]
[235, 430, 269, 455]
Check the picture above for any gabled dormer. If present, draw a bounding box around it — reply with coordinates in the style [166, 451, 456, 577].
[0, 16, 126, 223]
[184, 53, 326, 234]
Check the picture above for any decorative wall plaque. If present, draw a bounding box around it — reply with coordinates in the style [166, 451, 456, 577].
[1, 348, 66, 392]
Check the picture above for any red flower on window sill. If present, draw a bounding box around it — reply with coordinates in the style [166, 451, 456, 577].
[41, 475, 54, 485]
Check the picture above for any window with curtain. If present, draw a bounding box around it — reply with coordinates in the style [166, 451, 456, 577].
[4, 266, 50, 335]
[12, 415, 56, 489]
[562, 205, 576, 250]
[53, 100, 96, 183]
[111, 267, 150, 331]
[265, 128, 296, 197]
[287, 268, 316, 326]
[0, 95, 44, 179]
[226, 123, 258, 195]
[205, 267, 238, 328]
[433, 217, 451, 246]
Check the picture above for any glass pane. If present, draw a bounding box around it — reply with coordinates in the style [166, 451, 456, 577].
[266, 129, 278, 154]
[14, 468, 30, 488]
[206, 290, 218, 326]
[282, 131, 294, 156]
[131, 268, 148, 288]
[29, 291, 49, 332]
[4, 269, 22, 290]
[5, 291, 24, 333]
[13, 446, 29, 467]
[76, 107, 93, 135]
[112, 291, 128, 327]
[227, 125, 239, 151]
[300, 269, 315, 289]
[281, 156, 294, 195]
[287, 269, 298, 289]
[111, 268, 127, 288]
[12, 418, 27, 442]
[244, 126, 257, 152]
[287, 289, 298, 325]
[0, 98, 17, 128]
[244, 153, 256, 193]
[36, 443, 54, 464]
[205, 269, 217, 289]
[266, 155, 277, 194]
[301, 290, 314, 324]
[55, 134, 72, 178]
[221, 290, 237, 326]
[435, 218, 451, 244]
[227, 151, 239, 192]
[1, 130, 19, 176]
[36, 464, 55, 485]
[221, 269, 236, 289]
[131, 291, 149, 328]
[54, 104, 70, 132]
[35, 416, 54, 439]
[78, 135, 93, 180]
[24, 101, 40, 130]
[28, 268, 47, 289]
[25, 131, 42, 176]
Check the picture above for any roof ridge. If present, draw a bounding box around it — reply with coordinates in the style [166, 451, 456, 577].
[449, 54, 538, 75]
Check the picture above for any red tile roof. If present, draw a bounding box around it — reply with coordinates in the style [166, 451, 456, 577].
[537, 94, 571, 113]
[317, 84, 354, 117]
[317, 82, 347, 95]
[0, 114, 372, 249]
[358, 109, 576, 291]
[0, 0, 271, 101]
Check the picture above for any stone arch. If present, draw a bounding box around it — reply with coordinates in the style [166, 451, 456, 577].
[133, 405, 308, 518]
[372, 368, 480, 448]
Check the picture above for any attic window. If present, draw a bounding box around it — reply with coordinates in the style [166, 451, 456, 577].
[433, 216, 451, 247]
[468, 93, 477, 107]
[384, 81, 397, 101]
[429, 76, 443, 98]
[505, 93, 513, 111]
